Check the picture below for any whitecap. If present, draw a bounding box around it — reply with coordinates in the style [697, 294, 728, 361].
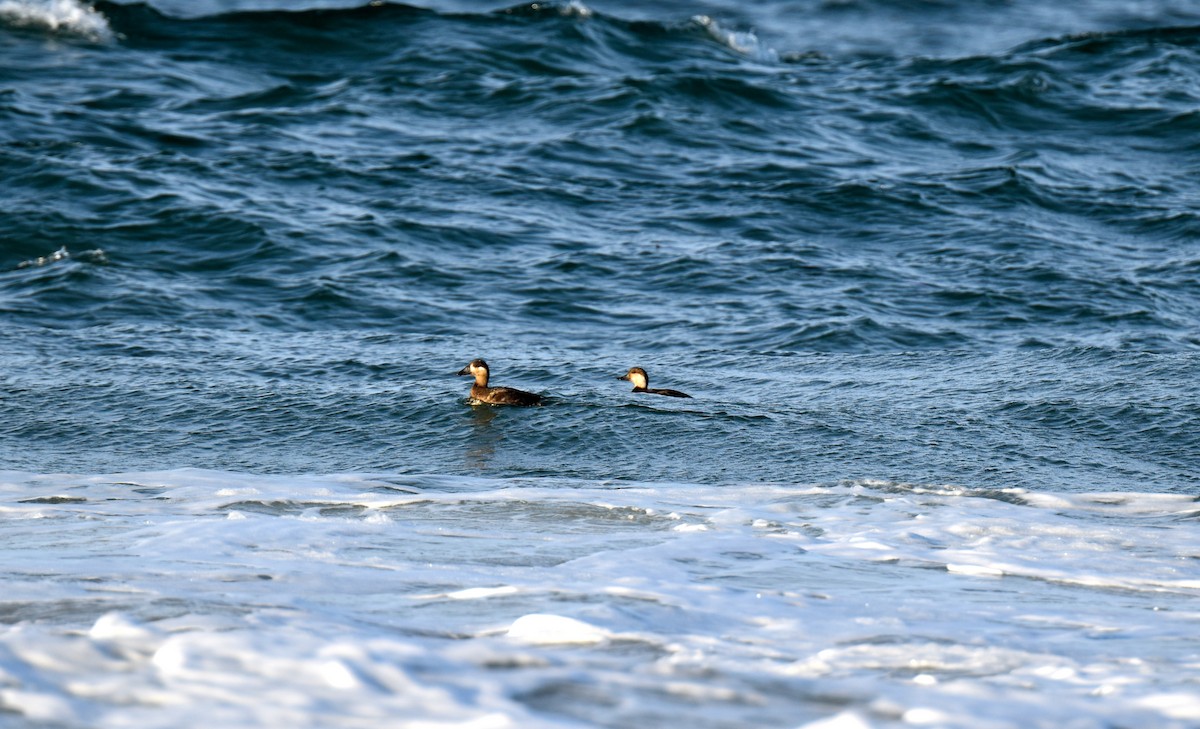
[692, 15, 778, 63]
[15, 246, 108, 270]
[0, 0, 113, 41]
[444, 586, 520, 601]
[507, 614, 611, 645]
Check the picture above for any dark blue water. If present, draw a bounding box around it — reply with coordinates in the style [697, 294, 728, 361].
[2, 0, 1198, 491]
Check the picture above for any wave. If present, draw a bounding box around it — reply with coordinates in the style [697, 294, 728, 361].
[1010, 23, 1200, 55]
[78, 0, 1200, 79]
[692, 14, 778, 63]
[14, 245, 108, 270]
[0, 0, 113, 39]
[0, 468, 1196, 727]
[87, 0, 785, 69]
[4, 0, 1199, 353]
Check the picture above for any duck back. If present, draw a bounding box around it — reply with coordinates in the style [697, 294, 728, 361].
[471, 384, 543, 406]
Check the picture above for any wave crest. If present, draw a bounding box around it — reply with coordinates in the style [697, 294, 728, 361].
[692, 14, 778, 63]
[0, 0, 113, 40]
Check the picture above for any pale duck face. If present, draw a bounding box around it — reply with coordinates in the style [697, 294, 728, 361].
[619, 367, 648, 389]
[457, 359, 490, 387]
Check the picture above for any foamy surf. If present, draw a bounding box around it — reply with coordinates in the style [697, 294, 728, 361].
[0, 0, 112, 40]
[0, 470, 1196, 727]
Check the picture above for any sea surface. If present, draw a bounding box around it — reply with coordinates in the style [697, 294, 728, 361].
[2, 0, 1199, 726]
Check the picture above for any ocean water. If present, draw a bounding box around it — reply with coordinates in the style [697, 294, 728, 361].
[1, 0, 1199, 726]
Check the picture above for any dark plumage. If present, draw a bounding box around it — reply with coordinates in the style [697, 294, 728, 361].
[617, 367, 691, 398]
[457, 359, 543, 406]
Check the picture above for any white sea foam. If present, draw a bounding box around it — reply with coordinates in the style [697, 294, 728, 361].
[506, 614, 611, 645]
[0, 470, 1196, 727]
[693, 15, 779, 63]
[0, 0, 112, 41]
[559, 0, 592, 19]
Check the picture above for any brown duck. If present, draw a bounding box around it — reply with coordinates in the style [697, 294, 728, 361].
[457, 359, 543, 406]
[617, 367, 691, 398]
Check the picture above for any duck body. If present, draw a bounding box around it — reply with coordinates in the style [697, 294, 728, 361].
[458, 359, 543, 406]
[637, 386, 691, 398]
[467, 383, 544, 406]
[617, 367, 691, 399]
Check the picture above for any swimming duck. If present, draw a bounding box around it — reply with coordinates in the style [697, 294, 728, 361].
[457, 359, 543, 406]
[617, 367, 691, 398]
